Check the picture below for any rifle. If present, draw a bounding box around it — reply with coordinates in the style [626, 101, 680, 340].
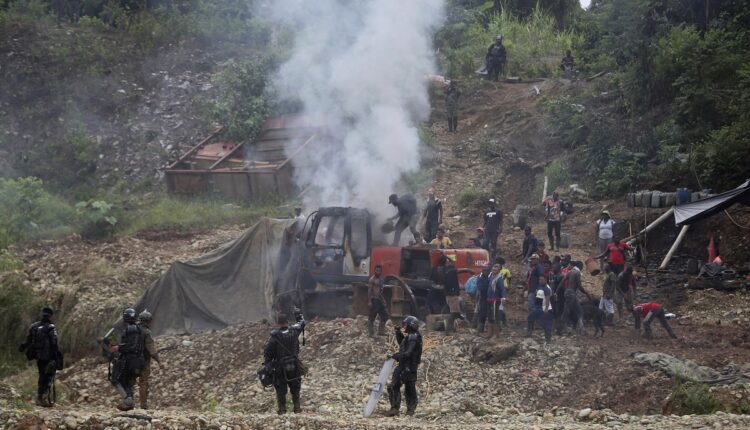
[99, 327, 119, 384]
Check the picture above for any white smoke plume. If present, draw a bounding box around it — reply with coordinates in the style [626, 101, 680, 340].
[260, 0, 445, 217]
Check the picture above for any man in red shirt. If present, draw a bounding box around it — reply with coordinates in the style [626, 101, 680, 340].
[633, 303, 677, 339]
[597, 235, 632, 275]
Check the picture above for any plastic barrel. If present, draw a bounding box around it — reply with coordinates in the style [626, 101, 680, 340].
[651, 192, 662, 208]
[559, 233, 570, 248]
[585, 257, 601, 276]
[641, 191, 650, 207]
[676, 188, 690, 205]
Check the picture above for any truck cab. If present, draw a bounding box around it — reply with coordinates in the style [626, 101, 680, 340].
[297, 207, 372, 316]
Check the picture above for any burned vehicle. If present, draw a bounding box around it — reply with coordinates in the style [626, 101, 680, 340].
[283, 207, 489, 321]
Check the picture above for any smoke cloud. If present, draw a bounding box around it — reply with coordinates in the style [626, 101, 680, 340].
[260, 0, 444, 217]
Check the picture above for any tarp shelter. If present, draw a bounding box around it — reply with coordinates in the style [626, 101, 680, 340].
[134, 218, 294, 336]
[633, 352, 750, 385]
[674, 179, 750, 226]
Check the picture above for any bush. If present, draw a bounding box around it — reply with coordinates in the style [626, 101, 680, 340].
[75, 200, 117, 239]
[534, 158, 571, 200]
[439, 6, 582, 78]
[0, 275, 43, 378]
[202, 58, 274, 141]
[0, 249, 23, 273]
[670, 381, 719, 415]
[457, 186, 483, 208]
[0, 177, 77, 249]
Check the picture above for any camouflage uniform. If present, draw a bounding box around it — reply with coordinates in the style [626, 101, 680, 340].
[137, 322, 160, 409]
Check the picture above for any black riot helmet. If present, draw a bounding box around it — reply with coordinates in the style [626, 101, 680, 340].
[402, 315, 419, 333]
[123, 308, 137, 324]
[138, 309, 152, 323]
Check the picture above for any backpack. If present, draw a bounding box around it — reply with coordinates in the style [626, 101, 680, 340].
[31, 323, 55, 362]
[119, 324, 146, 374]
[464, 275, 478, 296]
[400, 195, 418, 216]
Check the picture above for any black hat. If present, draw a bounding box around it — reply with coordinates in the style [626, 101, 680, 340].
[41, 307, 54, 317]
[388, 193, 398, 203]
[277, 313, 289, 325]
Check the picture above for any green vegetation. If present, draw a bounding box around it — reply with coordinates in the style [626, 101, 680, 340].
[0, 176, 283, 249]
[1, 0, 272, 51]
[457, 186, 483, 208]
[567, 0, 750, 193]
[202, 58, 275, 142]
[120, 196, 282, 235]
[0, 177, 76, 249]
[438, 4, 581, 78]
[534, 159, 572, 199]
[75, 200, 118, 239]
[0, 274, 43, 378]
[670, 381, 719, 415]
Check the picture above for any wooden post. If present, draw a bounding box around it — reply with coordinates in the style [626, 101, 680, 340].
[623, 207, 675, 242]
[659, 224, 690, 270]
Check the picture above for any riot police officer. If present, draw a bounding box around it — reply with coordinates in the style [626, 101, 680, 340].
[263, 310, 306, 414]
[110, 308, 147, 411]
[19, 307, 60, 407]
[385, 315, 423, 417]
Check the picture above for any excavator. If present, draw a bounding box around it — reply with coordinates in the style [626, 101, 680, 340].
[279, 207, 490, 322]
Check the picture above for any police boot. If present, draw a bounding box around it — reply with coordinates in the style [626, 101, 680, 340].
[525, 321, 533, 337]
[117, 397, 135, 411]
[367, 320, 375, 337]
[293, 401, 301, 414]
[384, 408, 400, 417]
[406, 403, 417, 416]
[36, 395, 48, 407]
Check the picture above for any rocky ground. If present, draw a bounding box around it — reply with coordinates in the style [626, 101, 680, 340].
[3, 78, 750, 428]
[5, 226, 246, 355]
[2, 316, 750, 428]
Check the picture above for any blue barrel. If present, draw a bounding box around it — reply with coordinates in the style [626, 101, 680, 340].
[676, 188, 690, 205]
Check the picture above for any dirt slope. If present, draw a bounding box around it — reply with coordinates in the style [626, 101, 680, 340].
[3, 79, 750, 429]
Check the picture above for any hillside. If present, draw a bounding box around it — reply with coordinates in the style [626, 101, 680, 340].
[2, 1, 750, 429]
[2, 79, 750, 428]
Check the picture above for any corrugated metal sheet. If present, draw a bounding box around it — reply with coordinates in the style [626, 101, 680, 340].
[164, 115, 319, 201]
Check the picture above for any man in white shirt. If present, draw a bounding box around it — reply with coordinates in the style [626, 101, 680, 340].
[595, 210, 615, 254]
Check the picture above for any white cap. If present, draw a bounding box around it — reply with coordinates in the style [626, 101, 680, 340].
[489, 198, 495, 203]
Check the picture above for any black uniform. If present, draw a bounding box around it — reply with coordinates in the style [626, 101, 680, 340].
[388, 329, 423, 413]
[20, 317, 59, 403]
[263, 318, 306, 413]
[392, 194, 419, 245]
[486, 43, 507, 81]
[115, 322, 146, 408]
[483, 207, 503, 259]
[423, 198, 443, 242]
